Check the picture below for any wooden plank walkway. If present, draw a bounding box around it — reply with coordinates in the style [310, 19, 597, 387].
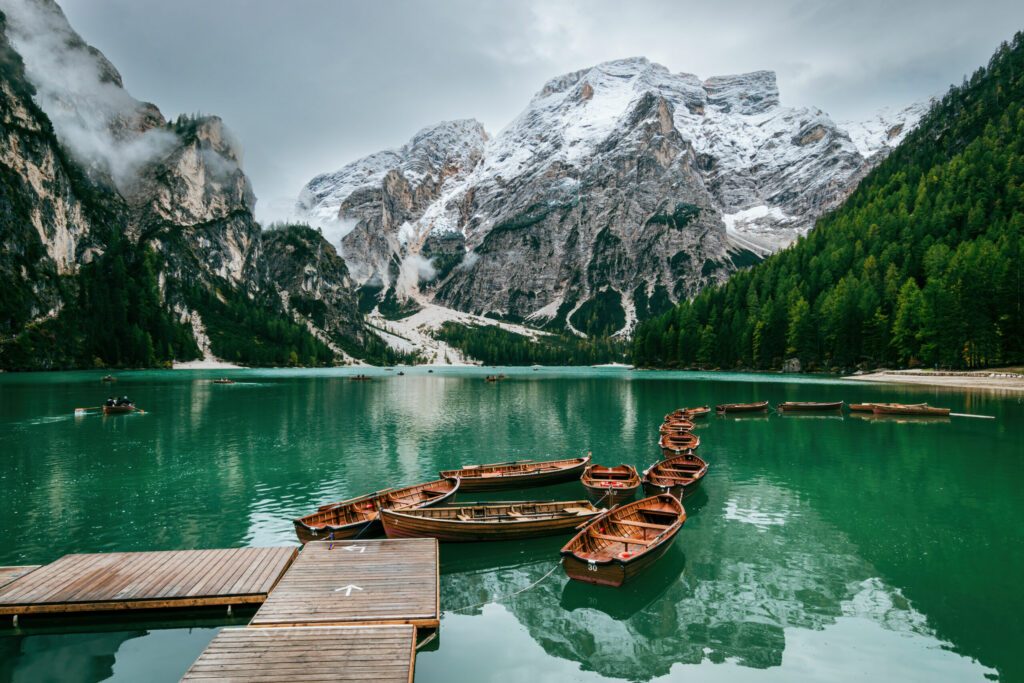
[250, 539, 439, 628]
[0, 547, 296, 616]
[179, 625, 416, 682]
[0, 566, 39, 589]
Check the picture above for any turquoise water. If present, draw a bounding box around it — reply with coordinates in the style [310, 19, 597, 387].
[0, 367, 1020, 681]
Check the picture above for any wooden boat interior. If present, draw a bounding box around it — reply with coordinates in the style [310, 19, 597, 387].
[443, 456, 585, 479]
[570, 498, 682, 560]
[583, 465, 640, 485]
[303, 479, 457, 528]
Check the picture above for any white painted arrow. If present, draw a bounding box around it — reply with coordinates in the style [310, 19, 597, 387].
[341, 545, 366, 553]
[334, 584, 363, 596]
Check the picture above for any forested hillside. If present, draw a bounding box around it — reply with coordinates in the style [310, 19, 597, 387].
[634, 32, 1024, 371]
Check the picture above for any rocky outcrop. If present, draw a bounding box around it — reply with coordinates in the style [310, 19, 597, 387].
[299, 58, 926, 335]
[0, 0, 369, 367]
[260, 224, 365, 345]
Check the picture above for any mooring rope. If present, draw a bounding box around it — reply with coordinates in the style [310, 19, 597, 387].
[445, 559, 564, 614]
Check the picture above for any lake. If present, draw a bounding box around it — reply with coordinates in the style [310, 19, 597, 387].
[0, 367, 1020, 682]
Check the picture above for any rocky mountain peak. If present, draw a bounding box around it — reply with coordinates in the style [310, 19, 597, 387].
[703, 70, 779, 114]
[297, 56, 928, 337]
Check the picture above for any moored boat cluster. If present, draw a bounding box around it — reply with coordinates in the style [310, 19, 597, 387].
[289, 396, 956, 590]
[292, 406, 712, 588]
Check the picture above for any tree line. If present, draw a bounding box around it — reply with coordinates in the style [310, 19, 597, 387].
[634, 32, 1024, 372]
[435, 322, 628, 366]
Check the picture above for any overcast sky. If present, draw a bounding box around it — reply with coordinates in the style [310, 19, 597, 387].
[58, 0, 1024, 223]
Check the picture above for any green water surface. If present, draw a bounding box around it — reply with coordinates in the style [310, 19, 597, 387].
[0, 367, 1020, 682]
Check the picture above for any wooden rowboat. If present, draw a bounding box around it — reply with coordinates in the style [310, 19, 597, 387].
[665, 406, 710, 420]
[776, 401, 843, 412]
[561, 494, 686, 587]
[642, 452, 708, 499]
[581, 464, 641, 506]
[849, 402, 926, 412]
[212, 378, 235, 385]
[872, 403, 950, 417]
[439, 455, 590, 492]
[380, 500, 603, 542]
[658, 432, 700, 454]
[659, 419, 695, 434]
[715, 401, 769, 414]
[293, 477, 460, 543]
[102, 404, 135, 415]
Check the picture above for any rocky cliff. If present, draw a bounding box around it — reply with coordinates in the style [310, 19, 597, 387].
[299, 58, 925, 335]
[0, 0, 370, 368]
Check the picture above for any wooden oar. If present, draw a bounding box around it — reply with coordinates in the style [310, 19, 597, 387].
[949, 412, 995, 419]
[74, 406, 101, 415]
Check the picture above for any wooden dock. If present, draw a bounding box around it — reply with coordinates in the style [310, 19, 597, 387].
[179, 625, 417, 682]
[0, 547, 296, 616]
[0, 539, 438, 680]
[250, 539, 439, 628]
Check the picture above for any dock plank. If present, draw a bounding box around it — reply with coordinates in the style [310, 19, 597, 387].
[250, 539, 439, 628]
[179, 625, 416, 682]
[0, 566, 40, 589]
[0, 548, 296, 616]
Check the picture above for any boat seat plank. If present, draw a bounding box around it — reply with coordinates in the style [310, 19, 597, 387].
[591, 533, 652, 546]
[615, 520, 668, 530]
[636, 506, 677, 515]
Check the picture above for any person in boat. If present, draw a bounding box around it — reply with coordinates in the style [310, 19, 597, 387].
[105, 397, 115, 407]
[116, 395, 132, 407]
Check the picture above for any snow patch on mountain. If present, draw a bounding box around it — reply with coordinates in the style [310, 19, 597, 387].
[841, 101, 930, 159]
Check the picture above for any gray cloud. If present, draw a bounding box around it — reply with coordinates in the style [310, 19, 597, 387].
[3, 0, 179, 193]
[49, 0, 1024, 222]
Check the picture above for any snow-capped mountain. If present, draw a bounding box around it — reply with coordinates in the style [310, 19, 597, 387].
[298, 58, 926, 335]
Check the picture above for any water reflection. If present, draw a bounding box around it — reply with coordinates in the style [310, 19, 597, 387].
[438, 472, 993, 680]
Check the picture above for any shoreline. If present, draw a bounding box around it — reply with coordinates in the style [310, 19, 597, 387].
[844, 370, 1024, 392]
[171, 359, 244, 370]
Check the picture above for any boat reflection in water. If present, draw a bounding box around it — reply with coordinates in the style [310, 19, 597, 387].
[559, 544, 687, 621]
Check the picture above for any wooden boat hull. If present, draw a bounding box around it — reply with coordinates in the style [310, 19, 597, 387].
[715, 401, 769, 413]
[642, 453, 708, 500]
[293, 478, 460, 543]
[294, 517, 381, 544]
[641, 480, 699, 500]
[581, 465, 641, 506]
[102, 405, 134, 415]
[561, 494, 685, 587]
[582, 483, 638, 507]
[777, 401, 843, 411]
[441, 456, 589, 492]
[562, 535, 675, 587]
[666, 406, 710, 420]
[381, 501, 601, 542]
[658, 433, 700, 454]
[872, 404, 950, 416]
[850, 402, 926, 412]
[659, 419, 695, 433]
